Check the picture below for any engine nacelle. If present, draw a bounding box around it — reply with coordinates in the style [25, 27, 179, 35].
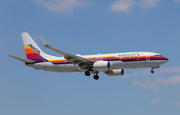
[93, 61, 110, 71]
[106, 69, 124, 76]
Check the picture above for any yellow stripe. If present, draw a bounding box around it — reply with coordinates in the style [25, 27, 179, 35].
[24, 44, 30, 49]
[49, 56, 116, 62]
[140, 55, 155, 57]
[87, 56, 115, 59]
[49, 59, 66, 62]
[49, 55, 158, 62]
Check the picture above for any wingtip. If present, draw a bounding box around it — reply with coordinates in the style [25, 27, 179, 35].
[8, 55, 14, 57]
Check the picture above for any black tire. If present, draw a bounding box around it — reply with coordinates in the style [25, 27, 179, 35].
[151, 70, 154, 74]
[93, 75, 99, 80]
[85, 71, 91, 76]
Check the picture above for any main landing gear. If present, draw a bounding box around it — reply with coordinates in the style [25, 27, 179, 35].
[84, 71, 99, 80]
[85, 71, 91, 76]
[93, 74, 99, 80]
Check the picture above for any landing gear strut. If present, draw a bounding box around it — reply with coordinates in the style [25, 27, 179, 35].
[93, 74, 99, 80]
[150, 66, 160, 74]
[85, 71, 91, 76]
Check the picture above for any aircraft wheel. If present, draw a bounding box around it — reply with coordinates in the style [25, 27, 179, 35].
[151, 70, 154, 74]
[93, 75, 99, 80]
[85, 71, 91, 76]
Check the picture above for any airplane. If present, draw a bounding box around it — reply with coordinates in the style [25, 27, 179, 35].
[9, 32, 169, 80]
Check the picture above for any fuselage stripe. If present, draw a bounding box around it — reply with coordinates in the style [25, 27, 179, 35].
[48, 55, 167, 64]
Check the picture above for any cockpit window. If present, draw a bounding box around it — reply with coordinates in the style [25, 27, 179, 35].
[155, 55, 162, 57]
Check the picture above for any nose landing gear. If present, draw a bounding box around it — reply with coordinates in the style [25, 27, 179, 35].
[150, 66, 160, 74]
[150, 69, 154, 74]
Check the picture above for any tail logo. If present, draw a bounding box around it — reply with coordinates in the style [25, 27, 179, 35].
[28, 44, 40, 54]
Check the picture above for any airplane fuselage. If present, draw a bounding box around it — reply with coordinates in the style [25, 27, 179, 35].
[26, 52, 168, 73]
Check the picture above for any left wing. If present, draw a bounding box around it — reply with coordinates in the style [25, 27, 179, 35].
[40, 36, 94, 66]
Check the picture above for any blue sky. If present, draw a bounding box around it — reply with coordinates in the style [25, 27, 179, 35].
[1, 0, 180, 115]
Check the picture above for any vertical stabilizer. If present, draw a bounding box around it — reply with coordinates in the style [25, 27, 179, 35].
[22, 32, 49, 62]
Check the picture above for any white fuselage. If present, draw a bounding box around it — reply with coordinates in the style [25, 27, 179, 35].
[26, 52, 168, 73]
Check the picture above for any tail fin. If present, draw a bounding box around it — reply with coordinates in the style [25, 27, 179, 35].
[22, 32, 49, 62]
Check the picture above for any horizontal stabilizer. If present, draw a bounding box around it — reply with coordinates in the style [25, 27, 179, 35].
[8, 55, 36, 63]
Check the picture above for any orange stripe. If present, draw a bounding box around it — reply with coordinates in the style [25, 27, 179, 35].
[49, 56, 116, 62]
[49, 59, 66, 62]
[25, 49, 36, 54]
[87, 56, 115, 59]
[50, 55, 157, 62]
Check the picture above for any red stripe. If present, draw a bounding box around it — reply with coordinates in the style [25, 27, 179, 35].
[26, 53, 44, 60]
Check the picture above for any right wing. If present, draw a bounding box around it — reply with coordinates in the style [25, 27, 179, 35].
[40, 36, 94, 67]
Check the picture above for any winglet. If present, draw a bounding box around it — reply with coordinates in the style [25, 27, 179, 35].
[40, 36, 49, 47]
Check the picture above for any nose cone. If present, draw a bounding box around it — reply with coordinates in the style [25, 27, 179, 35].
[162, 56, 169, 63]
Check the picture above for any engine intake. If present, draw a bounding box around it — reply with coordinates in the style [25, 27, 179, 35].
[106, 69, 124, 76]
[93, 61, 110, 71]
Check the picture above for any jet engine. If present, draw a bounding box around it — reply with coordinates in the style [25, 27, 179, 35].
[106, 69, 124, 76]
[93, 61, 110, 71]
